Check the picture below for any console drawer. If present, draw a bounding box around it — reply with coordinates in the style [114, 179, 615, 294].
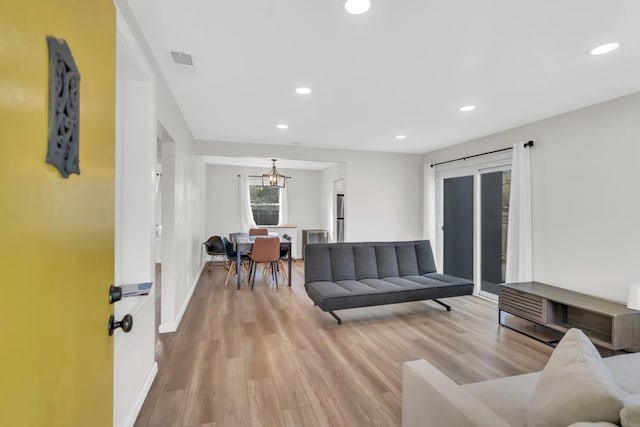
[500, 287, 547, 323]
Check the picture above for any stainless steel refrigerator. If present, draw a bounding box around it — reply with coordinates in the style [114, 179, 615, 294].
[336, 193, 344, 242]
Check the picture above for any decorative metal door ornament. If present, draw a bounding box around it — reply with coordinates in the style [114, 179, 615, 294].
[46, 36, 80, 178]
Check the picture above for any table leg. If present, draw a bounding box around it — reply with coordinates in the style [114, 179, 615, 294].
[237, 249, 241, 290]
[287, 242, 292, 287]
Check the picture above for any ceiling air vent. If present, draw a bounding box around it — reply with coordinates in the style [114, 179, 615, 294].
[170, 51, 193, 66]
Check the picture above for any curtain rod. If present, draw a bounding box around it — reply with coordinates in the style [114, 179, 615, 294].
[430, 140, 534, 168]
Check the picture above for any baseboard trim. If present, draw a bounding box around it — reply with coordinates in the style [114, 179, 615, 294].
[123, 361, 158, 427]
[158, 322, 176, 333]
[159, 260, 206, 334]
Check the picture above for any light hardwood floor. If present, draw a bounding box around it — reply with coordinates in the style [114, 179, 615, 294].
[135, 261, 552, 427]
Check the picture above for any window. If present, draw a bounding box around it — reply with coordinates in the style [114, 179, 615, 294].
[249, 184, 280, 226]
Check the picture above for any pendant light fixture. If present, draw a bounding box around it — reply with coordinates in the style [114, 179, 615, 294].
[345, 0, 371, 15]
[261, 158, 288, 188]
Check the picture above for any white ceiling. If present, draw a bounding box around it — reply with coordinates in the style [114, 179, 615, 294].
[129, 0, 640, 154]
[203, 155, 336, 171]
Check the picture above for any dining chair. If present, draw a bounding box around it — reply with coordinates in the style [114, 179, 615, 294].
[222, 237, 249, 287]
[277, 233, 292, 280]
[248, 236, 281, 290]
[203, 235, 226, 268]
[249, 228, 268, 236]
[229, 232, 248, 243]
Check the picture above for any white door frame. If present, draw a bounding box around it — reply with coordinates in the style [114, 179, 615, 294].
[114, 9, 158, 427]
[435, 152, 512, 297]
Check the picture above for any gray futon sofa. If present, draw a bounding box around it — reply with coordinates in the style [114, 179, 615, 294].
[304, 240, 474, 324]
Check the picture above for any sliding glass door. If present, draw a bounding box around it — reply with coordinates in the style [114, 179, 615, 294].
[443, 176, 474, 281]
[480, 169, 511, 297]
[435, 155, 511, 299]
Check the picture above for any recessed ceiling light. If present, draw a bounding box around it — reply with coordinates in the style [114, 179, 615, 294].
[345, 0, 371, 15]
[459, 105, 476, 112]
[276, 124, 288, 129]
[295, 87, 312, 95]
[395, 135, 407, 140]
[589, 42, 620, 56]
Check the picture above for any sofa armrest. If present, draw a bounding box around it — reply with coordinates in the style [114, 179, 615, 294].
[402, 360, 511, 427]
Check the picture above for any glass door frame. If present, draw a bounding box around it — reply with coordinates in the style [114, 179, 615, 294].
[435, 151, 512, 299]
[477, 164, 512, 300]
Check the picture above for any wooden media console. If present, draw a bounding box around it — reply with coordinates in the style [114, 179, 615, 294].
[499, 281, 640, 351]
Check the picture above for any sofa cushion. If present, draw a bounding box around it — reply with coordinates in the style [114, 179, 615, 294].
[464, 371, 539, 427]
[526, 328, 626, 427]
[304, 241, 439, 283]
[375, 246, 400, 277]
[353, 246, 378, 280]
[621, 394, 640, 427]
[602, 353, 640, 395]
[396, 245, 420, 276]
[305, 276, 473, 311]
[329, 246, 357, 281]
[415, 240, 437, 274]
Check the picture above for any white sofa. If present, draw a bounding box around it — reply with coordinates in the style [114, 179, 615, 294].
[403, 351, 640, 427]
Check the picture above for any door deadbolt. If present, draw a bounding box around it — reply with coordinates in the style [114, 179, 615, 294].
[108, 285, 122, 304]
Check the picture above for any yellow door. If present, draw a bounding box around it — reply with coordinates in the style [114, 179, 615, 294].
[0, 1, 115, 425]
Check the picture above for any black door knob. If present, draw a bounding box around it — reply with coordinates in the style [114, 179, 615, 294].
[108, 314, 133, 336]
[108, 285, 122, 304]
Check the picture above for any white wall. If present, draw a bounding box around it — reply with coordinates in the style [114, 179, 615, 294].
[196, 141, 424, 243]
[424, 92, 640, 303]
[286, 167, 323, 236]
[158, 137, 206, 333]
[172, 142, 206, 325]
[204, 164, 323, 251]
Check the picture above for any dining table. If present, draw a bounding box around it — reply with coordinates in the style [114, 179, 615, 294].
[233, 234, 293, 290]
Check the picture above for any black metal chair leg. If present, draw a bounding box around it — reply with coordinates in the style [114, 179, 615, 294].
[251, 263, 257, 291]
[273, 262, 278, 289]
[271, 262, 275, 285]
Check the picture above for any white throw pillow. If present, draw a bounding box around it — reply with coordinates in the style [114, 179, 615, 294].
[526, 328, 626, 427]
[621, 394, 640, 427]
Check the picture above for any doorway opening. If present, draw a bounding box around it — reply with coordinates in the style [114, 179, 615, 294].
[334, 179, 345, 242]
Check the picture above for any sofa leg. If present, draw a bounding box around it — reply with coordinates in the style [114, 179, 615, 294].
[433, 299, 451, 311]
[328, 311, 342, 325]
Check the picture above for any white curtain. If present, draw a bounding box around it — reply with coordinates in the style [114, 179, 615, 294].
[279, 184, 289, 226]
[239, 175, 257, 230]
[506, 143, 533, 282]
[424, 164, 438, 266]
